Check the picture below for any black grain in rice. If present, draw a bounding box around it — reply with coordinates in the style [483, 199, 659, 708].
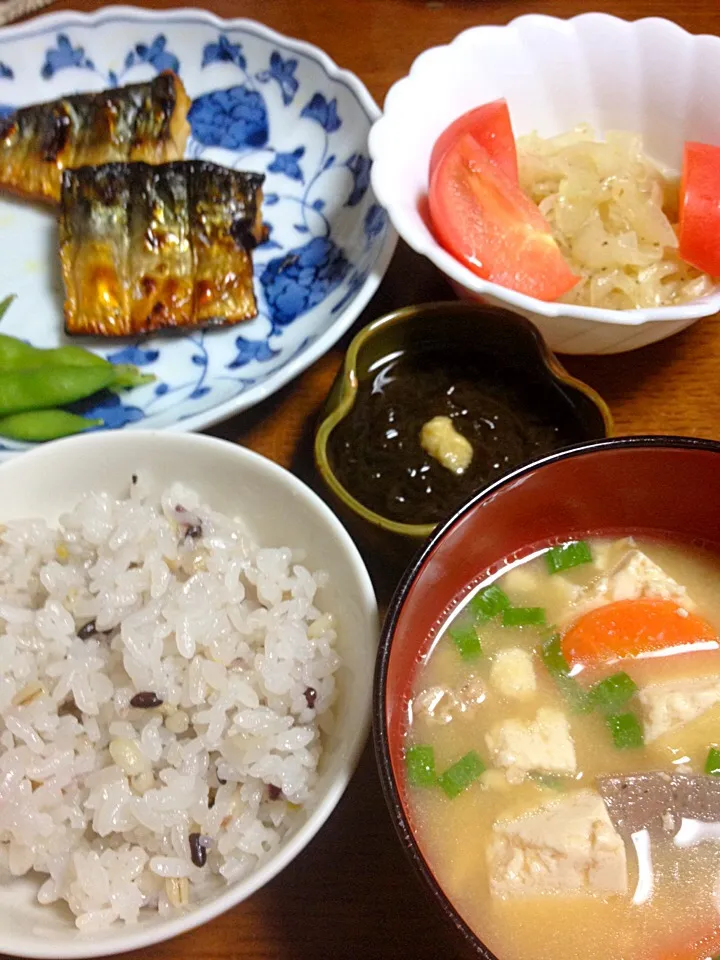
[189, 832, 207, 867]
[77, 619, 98, 640]
[130, 691, 163, 709]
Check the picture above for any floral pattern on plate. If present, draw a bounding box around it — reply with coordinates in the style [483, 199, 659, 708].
[0, 8, 396, 454]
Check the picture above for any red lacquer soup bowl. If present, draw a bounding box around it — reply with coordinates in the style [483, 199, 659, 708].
[373, 436, 720, 958]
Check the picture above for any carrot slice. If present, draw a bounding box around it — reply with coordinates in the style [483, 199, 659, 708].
[562, 597, 717, 667]
[654, 924, 720, 959]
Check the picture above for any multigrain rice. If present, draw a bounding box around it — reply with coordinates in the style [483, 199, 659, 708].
[0, 478, 339, 929]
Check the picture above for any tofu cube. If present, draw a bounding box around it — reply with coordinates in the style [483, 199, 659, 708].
[485, 707, 576, 783]
[567, 549, 693, 624]
[607, 550, 693, 607]
[639, 676, 720, 742]
[490, 648, 537, 700]
[488, 790, 628, 897]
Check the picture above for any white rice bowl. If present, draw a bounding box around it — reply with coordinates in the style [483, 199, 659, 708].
[0, 432, 377, 958]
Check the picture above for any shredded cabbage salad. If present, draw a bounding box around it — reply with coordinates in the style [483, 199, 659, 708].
[517, 126, 715, 310]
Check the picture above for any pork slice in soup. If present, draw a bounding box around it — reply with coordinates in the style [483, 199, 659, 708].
[404, 537, 720, 960]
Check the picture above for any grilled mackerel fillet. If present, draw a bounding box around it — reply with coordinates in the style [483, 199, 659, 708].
[60, 160, 265, 337]
[0, 72, 190, 203]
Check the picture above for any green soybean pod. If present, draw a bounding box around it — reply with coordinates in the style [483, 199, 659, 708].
[0, 335, 111, 370]
[0, 333, 40, 366]
[0, 410, 103, 442]
[36, 345, 110, 369]
[0, 365, 116, 416]
[110, 364, 155, 389]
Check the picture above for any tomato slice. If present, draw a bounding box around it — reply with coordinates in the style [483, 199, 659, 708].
[678, 141, 720, 276]
[562, 597, 718, 668]
[428, 134, 579, 301]
[429, 100, 518, 183]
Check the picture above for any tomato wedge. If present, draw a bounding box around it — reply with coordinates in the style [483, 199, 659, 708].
[562, 597, 718, 668]
[678, 141, 720, 276]
[428, 133, 579, 301]
[429, 100, 518, 183]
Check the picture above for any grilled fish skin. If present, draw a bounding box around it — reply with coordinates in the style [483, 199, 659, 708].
[0, 72, 190, 204]
[190, 162, 266, 327]
[60, 160, 265, 337]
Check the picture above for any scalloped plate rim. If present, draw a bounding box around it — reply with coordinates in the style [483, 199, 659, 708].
[369, 11, 720, 327]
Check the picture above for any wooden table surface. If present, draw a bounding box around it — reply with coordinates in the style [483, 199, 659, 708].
[18, 0, 720, 957]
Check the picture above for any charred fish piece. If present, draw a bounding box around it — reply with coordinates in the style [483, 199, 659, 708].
[0, 72, 190, 203]
[190, 162, 266, 327]
[60, 160, 265, 337]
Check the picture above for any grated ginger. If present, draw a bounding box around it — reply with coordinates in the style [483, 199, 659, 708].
[517, 125, 716, 309]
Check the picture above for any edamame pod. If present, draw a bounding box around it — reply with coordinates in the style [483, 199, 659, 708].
[0, 410, 102, 441]
[0, 336, 154, 390]
[110, 364, 155, 389]
[0, 334, 110, 370]
[0, 365, 116, 416]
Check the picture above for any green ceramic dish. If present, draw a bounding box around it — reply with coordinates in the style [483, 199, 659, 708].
[315, 301, 613, 545]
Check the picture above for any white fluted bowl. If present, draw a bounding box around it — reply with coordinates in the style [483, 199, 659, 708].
[369, 13, 720, 354]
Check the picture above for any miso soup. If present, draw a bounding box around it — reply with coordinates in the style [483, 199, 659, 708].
[404, 537, 720, 960]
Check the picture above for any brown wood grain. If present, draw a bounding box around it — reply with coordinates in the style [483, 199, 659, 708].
[11, 0, 720, 957]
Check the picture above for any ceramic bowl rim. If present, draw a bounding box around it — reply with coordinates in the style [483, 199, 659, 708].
[314, 300, 613, 539]
[369, 12, 720, 326]
[0, 430, 378, 959]
[373, 433, 720, 958]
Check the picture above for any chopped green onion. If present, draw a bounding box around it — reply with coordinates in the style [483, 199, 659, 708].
[607, 712, 644, 749]
[705, 747, 720, 777]
[541, 635, 570, 676]
[469, 584, 509, 622]
[545, 540, 593, 575]
[437, 751, 485, 799]
[405, 745, 436, 787]
[529, 773, 567, 791]
[586, 672, 638, 713]
[542, 643, 635, 716]
[502, 606, 546, 627]
[448, 622, 482, 659]
[540, 635, 590, 712]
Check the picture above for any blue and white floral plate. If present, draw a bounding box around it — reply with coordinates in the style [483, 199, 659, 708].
[0, 6, 396, 456]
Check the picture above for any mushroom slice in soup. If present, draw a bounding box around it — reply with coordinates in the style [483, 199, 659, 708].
[457, 675, 486, 710]
[412, 685, 459, 725]
[412, 676, 486, 725]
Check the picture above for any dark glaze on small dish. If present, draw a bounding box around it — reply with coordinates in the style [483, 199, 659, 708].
[328, 348, 582, 525]
[315, 301, 612, 543]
